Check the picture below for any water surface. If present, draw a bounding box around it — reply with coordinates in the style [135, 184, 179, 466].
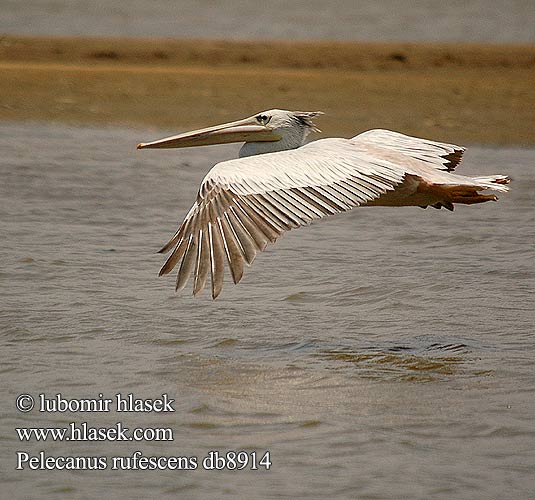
[1, 0, 534, 43]
[1, 122, 534, 499]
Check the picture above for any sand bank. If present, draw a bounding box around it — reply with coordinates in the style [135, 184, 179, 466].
[1, 35, 534, 145]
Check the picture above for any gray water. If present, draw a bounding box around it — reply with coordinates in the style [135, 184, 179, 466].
[1, 121, 535, 499]
[1, 0, 535, 43]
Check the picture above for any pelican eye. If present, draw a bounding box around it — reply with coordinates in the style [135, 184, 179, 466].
[255, 114, 271, 125]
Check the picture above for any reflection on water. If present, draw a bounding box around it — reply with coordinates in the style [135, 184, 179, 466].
[1, 122, 534, 500]
[320, 346, 466, 382]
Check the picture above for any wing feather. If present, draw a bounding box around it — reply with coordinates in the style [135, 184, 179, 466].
[232, 200, 272, 247]
[158, 204, 197, 254]
[218, 214, 245, 284]
[269, 189, 320, 221]
[245, 194, 293, 231]
[260, 191, 308, 231]
[298, 187, 339, 214]
[159, 233, 189, 276]
[235, 198, 281, 242]
[193, 227, 210, 297]
[208, 213, 225, 300]
[337, 180, 368, 204]
[225, 207, 258, 261]
[175, 235, 197, 292]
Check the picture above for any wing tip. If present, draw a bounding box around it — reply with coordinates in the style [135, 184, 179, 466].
[442, 148, 465, 171]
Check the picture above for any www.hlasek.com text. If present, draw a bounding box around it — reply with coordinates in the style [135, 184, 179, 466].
[16, 421, 173, 442]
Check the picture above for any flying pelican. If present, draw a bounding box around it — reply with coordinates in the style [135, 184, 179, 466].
[137, 109, 510, 299]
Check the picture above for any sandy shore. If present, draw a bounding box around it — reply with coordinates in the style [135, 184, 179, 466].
[1, 35, 534, 145]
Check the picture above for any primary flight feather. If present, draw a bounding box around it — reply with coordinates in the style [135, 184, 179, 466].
[137, 109, 510, 298]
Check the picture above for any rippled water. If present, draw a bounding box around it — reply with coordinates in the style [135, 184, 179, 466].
[2, 0, 535, 43]
[1, 122, 534, 499]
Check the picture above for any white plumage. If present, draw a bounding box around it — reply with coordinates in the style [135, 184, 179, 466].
[137, 109, 510, 298]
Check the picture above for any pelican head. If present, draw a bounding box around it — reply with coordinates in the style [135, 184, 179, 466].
[137, 109, 322, 157]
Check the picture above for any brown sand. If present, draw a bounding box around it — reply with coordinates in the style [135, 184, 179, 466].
[1, 35, 534, 145]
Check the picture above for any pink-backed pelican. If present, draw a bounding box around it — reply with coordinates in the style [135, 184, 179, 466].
[137, 109, 510, 299]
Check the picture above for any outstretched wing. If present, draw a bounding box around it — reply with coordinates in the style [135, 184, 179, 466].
[158, 137, 408, 298]
[352, 129, 465, 172]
